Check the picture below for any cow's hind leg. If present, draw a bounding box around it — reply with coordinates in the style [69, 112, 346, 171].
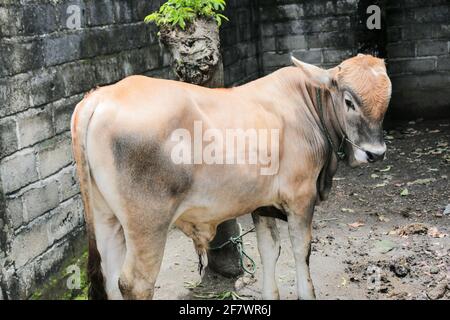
[91, 182, 126, 300]
[252, 210, 281, 300]
[118, 208, 170, 300]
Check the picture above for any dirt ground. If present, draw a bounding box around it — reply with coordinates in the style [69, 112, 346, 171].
[154, 119, 449, 300]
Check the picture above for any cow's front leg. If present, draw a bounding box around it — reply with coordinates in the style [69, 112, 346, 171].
[252, 210, 281, 299]
[284, 188, 316, 300]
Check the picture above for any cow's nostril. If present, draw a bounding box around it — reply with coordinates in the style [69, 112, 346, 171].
[365, 151, 384, 162]
[366, 151, 375, 162]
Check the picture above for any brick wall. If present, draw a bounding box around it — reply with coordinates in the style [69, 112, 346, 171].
[386, 0, 450, 119]
[257, 0, 359, 74]
[221, 0, 262, 86]
[0, 0, 260, 300]
[0, 0, 173, 300]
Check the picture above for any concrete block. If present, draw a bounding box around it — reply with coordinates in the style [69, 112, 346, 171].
[0, 117, 18, 157]
[17, 109, 54, 148]
[57, 166, 80, 202]
[47, 197, 84, 244]
[0, 149, 38, 194]
[10, 221, 49, 269]
[5, 197, 24, 229]
[23, 179, 60, 222]
[387, 42, 415, 58]
[417, 40, 448, 56]
[292, 49, 322, 64]
[277, 34, 307, 51]
[37, 135, 73, 178]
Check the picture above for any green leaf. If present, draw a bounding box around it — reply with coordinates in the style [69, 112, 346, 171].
[375, 239, 397, 253]
[400, 188, 409, 196]
[143, 0, 228, 29]
[179, 17, 186, 29]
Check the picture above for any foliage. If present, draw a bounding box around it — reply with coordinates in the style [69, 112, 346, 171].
[144, 0, 228, 30]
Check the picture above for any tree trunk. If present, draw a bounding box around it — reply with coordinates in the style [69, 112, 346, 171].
[159, 18, 243, 277]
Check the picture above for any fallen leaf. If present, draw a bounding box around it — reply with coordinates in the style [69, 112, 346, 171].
[379, 165, 392, 172]
[400, 188, 409, 196]
[406, 178, 436, 186]
[377, 214, 390, 222]
[375, 239, 397, 253]
[341, 208, 355, 213]
[428, 227, 448, 238]
[371, 174, 379, 179]
[183, 281, 202, 290]
[348, 221, 365, 228]
[394, 223, 428, 236]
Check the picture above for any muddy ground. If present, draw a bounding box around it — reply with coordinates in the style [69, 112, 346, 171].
[154, 120, 449, 300]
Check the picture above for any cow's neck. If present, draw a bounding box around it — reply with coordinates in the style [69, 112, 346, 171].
[311, 85, 346, 159]
[240, 67, 344, 157]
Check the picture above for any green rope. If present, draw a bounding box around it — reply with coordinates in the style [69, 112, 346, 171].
[316, 88, 346, 160]
[209, 227, 256, 275]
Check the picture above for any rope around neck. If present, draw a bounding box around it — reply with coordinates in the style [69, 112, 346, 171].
[316, 88, 366, 160]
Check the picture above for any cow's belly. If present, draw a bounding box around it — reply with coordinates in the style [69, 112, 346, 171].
[171, 169, 278, 250]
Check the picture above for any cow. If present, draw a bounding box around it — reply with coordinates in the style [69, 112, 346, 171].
[71, 54, 391, 300]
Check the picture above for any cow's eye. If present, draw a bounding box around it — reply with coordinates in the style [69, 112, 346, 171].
[345, 98, 355, 110]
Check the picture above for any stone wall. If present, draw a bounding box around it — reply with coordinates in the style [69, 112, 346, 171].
[386, 0, 450, 119]
[254, 0, 450, 119]
[257, 0, 359, 73]
[0, 0, 260, 300]
[221, 0, 262, 86]
[0, 0, 173, 300]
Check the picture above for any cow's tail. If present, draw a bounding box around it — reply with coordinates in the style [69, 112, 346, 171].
[71, 90, 107, 300]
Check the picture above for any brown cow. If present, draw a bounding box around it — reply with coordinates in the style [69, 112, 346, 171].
[71, 54, 391, 300]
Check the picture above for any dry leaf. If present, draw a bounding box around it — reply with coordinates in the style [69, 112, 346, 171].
[394, 223, 428, 236]
[400, 188, 409, 196]
[407, 178, 436, 186]
[348, 221, 365, 228]
[378, 214, 390, 222]
[428, 227, 448, 238]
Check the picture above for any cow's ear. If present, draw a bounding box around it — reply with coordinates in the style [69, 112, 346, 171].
[291, 56, 338, 87]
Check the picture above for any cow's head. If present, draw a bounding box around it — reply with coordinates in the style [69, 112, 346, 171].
[292, 54, 392, 167]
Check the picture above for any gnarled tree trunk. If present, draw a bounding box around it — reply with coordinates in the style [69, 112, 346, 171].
[159, 18, 242, 277]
